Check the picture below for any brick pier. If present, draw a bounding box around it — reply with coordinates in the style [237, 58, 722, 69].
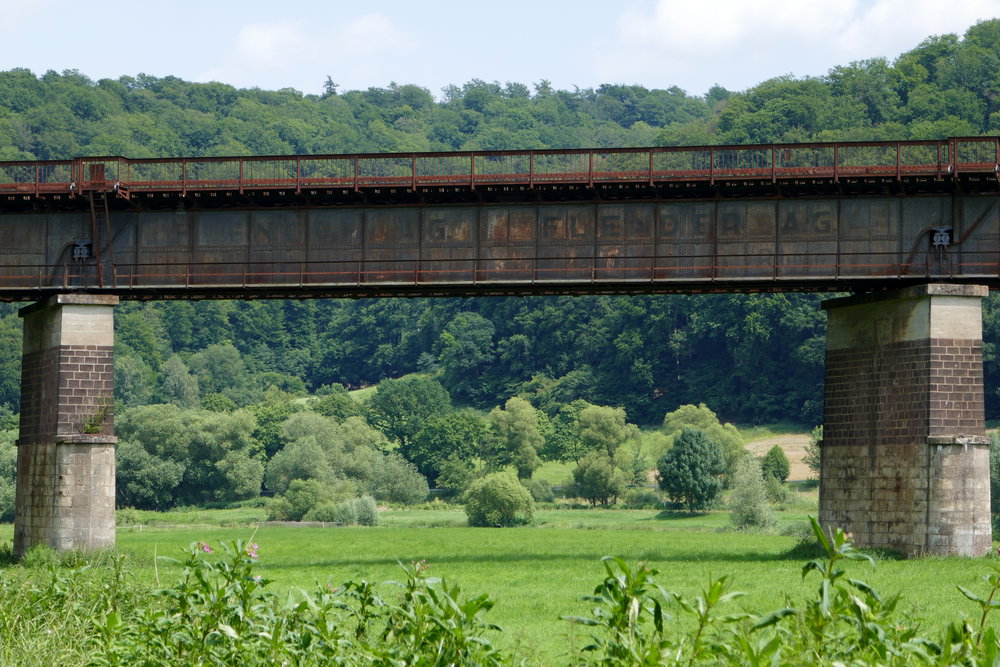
[820, 284, 991, 557]
[15, 294, 118, 556]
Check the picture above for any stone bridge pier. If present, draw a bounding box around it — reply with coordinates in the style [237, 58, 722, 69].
[820, 284, 991, 557]
[14, 294, 117, 557]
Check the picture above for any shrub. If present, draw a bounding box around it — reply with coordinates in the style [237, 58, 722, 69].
[116, 507, 142, 526]
[265, 495, 294, 521]
[760, 444, 790, 482]
[352, 495, 379, 526]
[521, 477, 555, 503]
[303, 501, 343, 523]
[463, 472, 534, 527]
[623, 486, 661, 509]
[728, 454, 774, 530]
[284, 478, 345, 521]
[305, 496, 380, 525]
[656, 427, 725, 511]
[0, 476, 14, 523]
[765, 473, 789, 504]
[803, 425, 823, 478]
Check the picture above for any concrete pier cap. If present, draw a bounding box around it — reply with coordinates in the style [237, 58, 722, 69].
[14, 293, 118, 556]
[820, 283, 991, 557]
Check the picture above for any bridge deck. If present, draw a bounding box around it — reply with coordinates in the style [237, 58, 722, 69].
[0, 138, 998, 300]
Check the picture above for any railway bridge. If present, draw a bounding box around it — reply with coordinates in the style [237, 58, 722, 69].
[3, 136, 1000, 556]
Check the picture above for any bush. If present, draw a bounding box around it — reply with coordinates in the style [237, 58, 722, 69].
[728, 454, 774, 530]
[352, 495, 379, 526]
[463, 472, 534, 527]
[656, 428, 725, 511]
[283, 478, 342, 521]
[803, 425, 822, 478]
[265, 495, 294, 521]
[302, 496, 379, 525]
[303, 501, 344, 523]
[760, 444, 790, 482]
[765, 473, 789, 504]
[521, 478, 555, 503]
[0, 477, 14, 523]
[623, 486, 661, 509]
[116, 508, 142, 526]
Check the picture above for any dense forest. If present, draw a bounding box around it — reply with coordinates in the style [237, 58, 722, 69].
[0, 20, 998, 510]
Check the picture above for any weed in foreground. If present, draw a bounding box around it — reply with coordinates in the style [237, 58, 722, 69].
[3, 518, 1000, 665]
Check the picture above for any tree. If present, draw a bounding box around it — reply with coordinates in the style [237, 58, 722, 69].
[188, 342, 252, 404]
[408, 410, 489, 483]
[366, 376, 451, 447]
[487, 397, 543, 479]
[656, 428, 725, 511]
[803, 426, 822, 479]
[368, 453, 430, 505]
[311, 383, 361, 422]
[264, 437, 330, 495]
[728, 453, 774, 530]
[662, 404, 745, 478]
[159, 355, 199, 408]
[760, 445, 791, 483]
[437, 311, 495, 402]
[572, 451, 626, 506]
[115, 352, 154, 407]
[463, 472, 534, 527]
[576, 404, 639, 459]
[116, 439, 186, 510]
[541, 399, 592, 462]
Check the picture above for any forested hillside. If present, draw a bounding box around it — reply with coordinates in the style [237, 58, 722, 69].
[0, 19, 998, 432]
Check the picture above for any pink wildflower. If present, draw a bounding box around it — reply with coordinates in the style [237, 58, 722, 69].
[198, 541, 212, 554]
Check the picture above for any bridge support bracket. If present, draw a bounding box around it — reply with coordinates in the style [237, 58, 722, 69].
[14, 294, 118, 557]
[819, 283, 992, 557]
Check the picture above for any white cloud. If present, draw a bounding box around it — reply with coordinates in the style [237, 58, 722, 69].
[602, 0, 999, 94]
[235, 21, 307, 70]
[197, 13, 416, 93]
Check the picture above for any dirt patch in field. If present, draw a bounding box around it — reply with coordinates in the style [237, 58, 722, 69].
[745, 433, 814, 481]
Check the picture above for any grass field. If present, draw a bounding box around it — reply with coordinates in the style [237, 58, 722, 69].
[1, 494, 996, 664]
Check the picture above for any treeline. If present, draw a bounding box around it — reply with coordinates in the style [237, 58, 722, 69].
[0, 19, 998, 162]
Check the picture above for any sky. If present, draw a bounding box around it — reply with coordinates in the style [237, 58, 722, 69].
[1, 0, 997, 98]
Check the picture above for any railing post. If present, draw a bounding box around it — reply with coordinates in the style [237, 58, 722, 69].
[470, 152, 475, 190]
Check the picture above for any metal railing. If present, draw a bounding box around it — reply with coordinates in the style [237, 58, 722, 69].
[0, 137, 997, 196]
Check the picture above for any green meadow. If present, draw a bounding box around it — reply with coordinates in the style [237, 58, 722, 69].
[2, 499, 996, 664]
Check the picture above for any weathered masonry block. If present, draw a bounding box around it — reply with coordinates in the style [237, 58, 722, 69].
[15, 294, 118, 556]
[820, 284, 990, 557]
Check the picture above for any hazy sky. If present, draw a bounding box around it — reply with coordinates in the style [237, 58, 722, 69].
[2, 0, 997, 97]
